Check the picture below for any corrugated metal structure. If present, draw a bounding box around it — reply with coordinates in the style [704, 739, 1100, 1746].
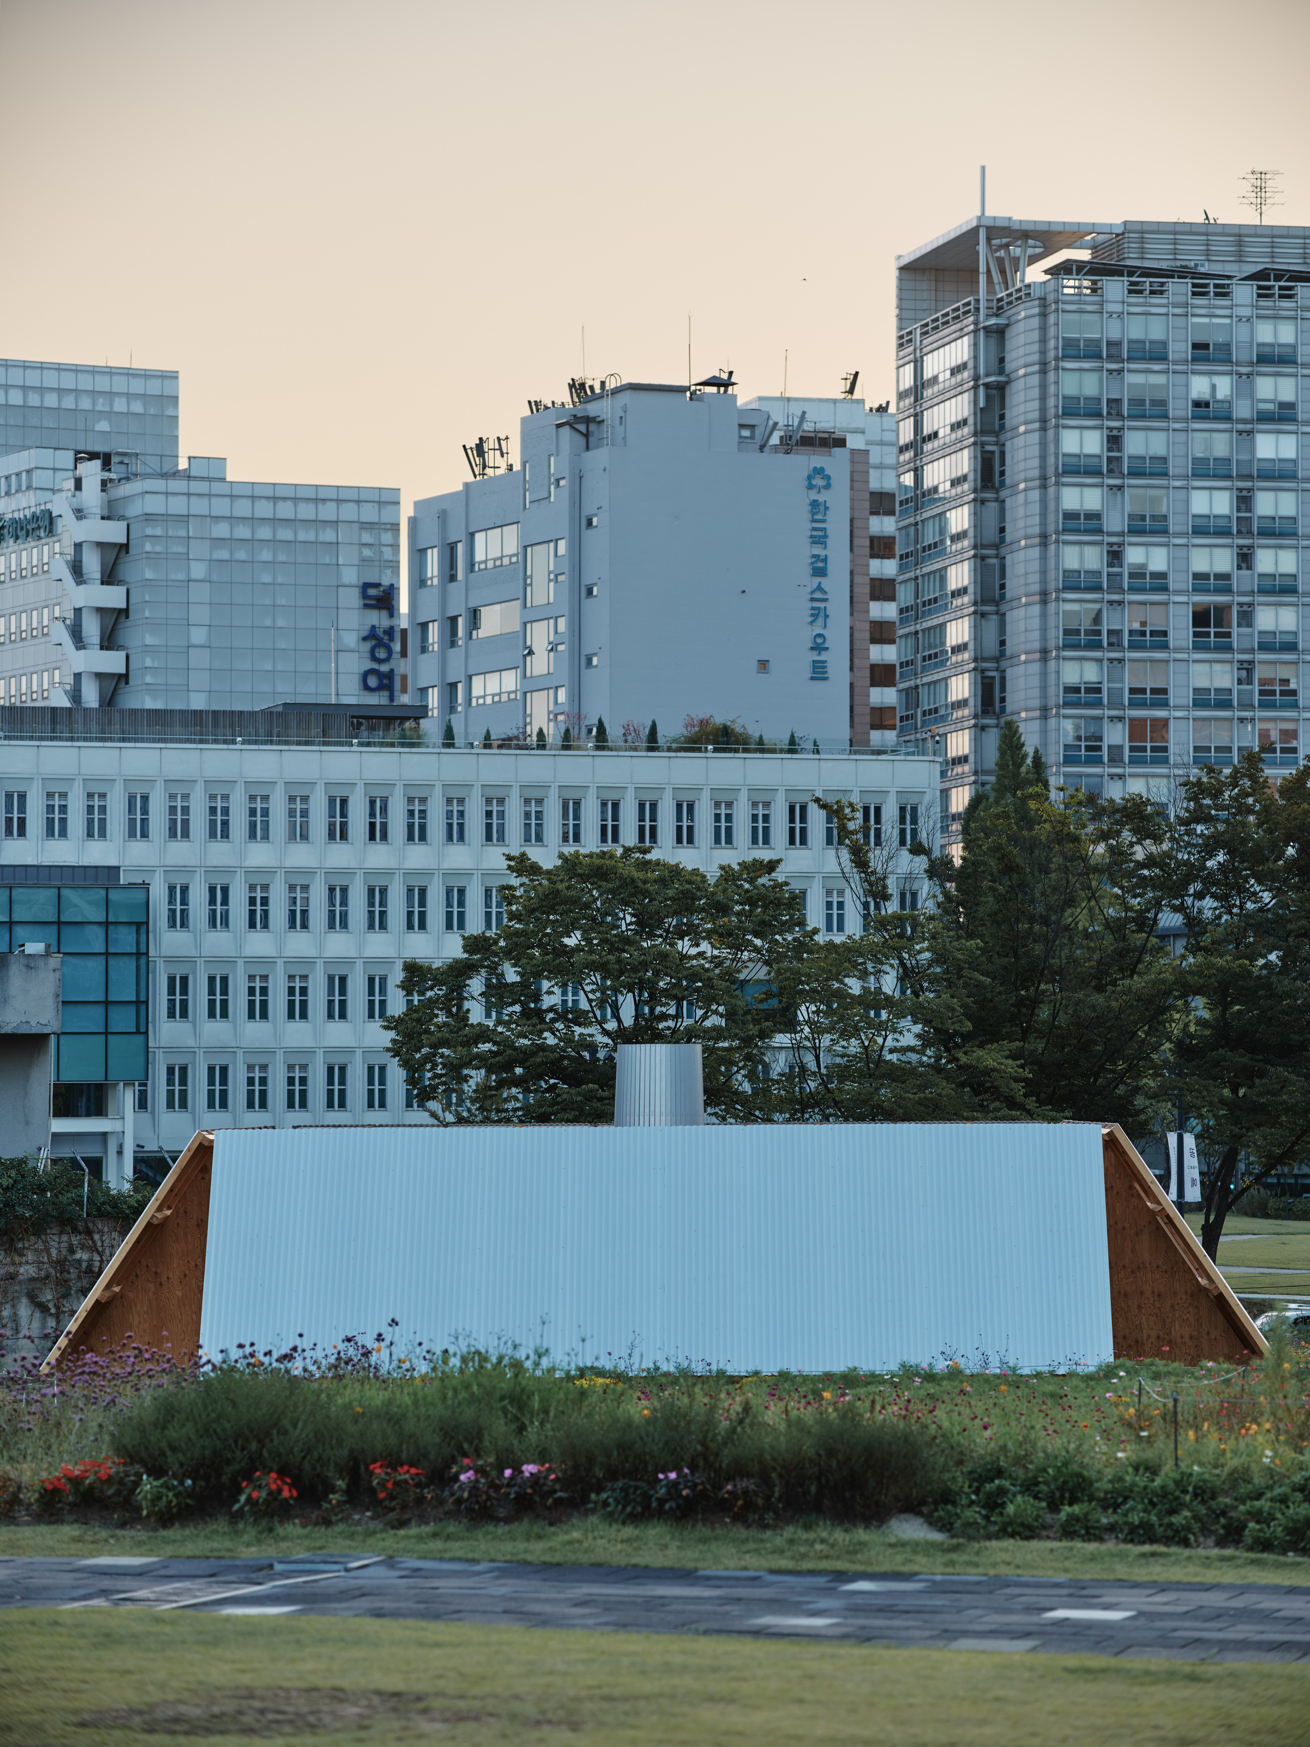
[46, 1123, 1265, 1375]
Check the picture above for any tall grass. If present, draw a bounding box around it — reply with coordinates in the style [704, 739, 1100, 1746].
[112, 1360, 944, 1519]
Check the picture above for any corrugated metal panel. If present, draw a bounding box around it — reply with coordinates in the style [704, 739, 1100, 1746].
[201, 1124, 1114, 1373]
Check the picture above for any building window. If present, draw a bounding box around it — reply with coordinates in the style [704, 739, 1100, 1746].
[1061, 310, 1102, 358]
[787, 802, 809, 848]
[246, 974, 269, 1023]
[418, 619, 438, 655]
[1257, 661, 1298, 709]
[469, 599, 521, 639]
[674, 800, 695, 846]
[417, 545, 440, 586]
[1061, 485, 1103, 531]
[406, 796, 428, 843]
[1060, 369, 1101, 417]
[1061, 428, 1102, 475]
[1126, 311, 1168, 361]
[247, 794, 270, 842]
[1061, 658, 1104, 704]
[599, 799, 622, 845]
[471, 523, 520, 572]
[207, 793, 230, 841]
[1190, 489, 1231, 537]
[327, 885, 349, 930]
[166, 883, 190, 930]
[367, 796, 389, 843]
[1062, 601, 1104, 648]
[749, 801, 772, 847]
[447, 680, 462, 715]
[560, 797, 583, 844]
[286, 1062, 309, 1112]
[3, 791, 26, 839]
[863, 803, 882, 846]
[1192, 602, 1234, 650]
[1257, 549, 1298, 594]
[1255, 433, 1298, 479]
[326, 974, 348, 1022]
[445, 796, 466, 844]
[1191, 660, 1232, 708]
[134, 1076, 148, 1114]
[247, 883, 270, 931]
[126, 792, 150, 840]
[824, 888, 847, 935]
[899, 803, 920, 847]
[1191, 546, 1233, 590]
[637, 799, 659, 845]
[287, 883, 310, 930]
[447, 540, 463, 584]
[1257, 603, 1298, 652]
[445, 885, 467, 933]
[405, 885, 429, 932]
[1125, 430, 1168, 477]
[327, 795, 349, 842]
[1128, 659, 1170, 705]
[1258, 719, 1300, 764]
[325, 1063, 348, 1111]
[1256, 375, 1298, 422]
[1191, 431, 1232, 478]
[1191, 374, 1233, 420]
[45, 790, 68, 840]
[1256, 489, 1297, 537]
[85, 791, 108, 840]
[522, 796, 545, 845]
[367, 974, 388, 1021]
[206, 1063, 229, 1112]
[712, 800, 734, 847]
[165, 973, 190, 1022]
[366, 884, 389, 931]
[207, 883, 230, 930]
[287, 794, 310, 842]
[1191, 316, 1232, 363]
[167, 791, 191, 841]
[287, 974, 309, 1022]
[165, 1063, 189, 1112]
[484, 796, 507, 844]
[470, 667, 520, 707]
[366, 1063, 388, 1111]
[1191, 717, 1234, 765]
[484, 885, 505, 930]
[246, 1062, 269, 1113]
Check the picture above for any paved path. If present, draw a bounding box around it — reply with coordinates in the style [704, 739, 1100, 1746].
[3, 1556, 1310, 1662]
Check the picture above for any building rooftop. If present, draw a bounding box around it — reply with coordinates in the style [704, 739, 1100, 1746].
[895, 216, 1119, 275]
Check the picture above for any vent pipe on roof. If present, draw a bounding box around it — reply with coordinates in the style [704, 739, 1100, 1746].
[614, 1044, 705, 1126]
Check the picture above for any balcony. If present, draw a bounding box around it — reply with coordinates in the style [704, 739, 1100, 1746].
[52, 620, 126, 677]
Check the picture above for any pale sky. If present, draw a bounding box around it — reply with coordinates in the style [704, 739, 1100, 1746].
[6, 0, 1308, 601]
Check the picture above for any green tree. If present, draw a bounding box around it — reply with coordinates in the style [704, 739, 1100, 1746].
[1161, 752, 1310, 1257]
[442, 718, 455, 748]
[646, 719, 659, 749]
[921, 737, 1176, 1129]
[593, 716, 609, 748]
[384, 847, 813, 1123]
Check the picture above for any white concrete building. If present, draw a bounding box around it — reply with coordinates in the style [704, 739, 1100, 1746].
[0, 715, 936, 1173]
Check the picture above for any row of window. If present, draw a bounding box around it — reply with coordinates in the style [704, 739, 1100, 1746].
[1060, 313, 1299, 364]
[162, 968, 403, 1024]
[161, 1059, 393, 1114]
[2, 668, 60, 705]
[1059, 487, 1299, 536]
[1060, 601, 1297, 650]
[1062, 430, 1301, 477]
[160, 881, 470, 933]
[0, 603, 58, 642]
[1060, 717, 1300, 766]
[0, 541, 53, 581]
[0, 790, 898, 853]
[1059, 371, 1300, 421]
[1059, 544, 1299, 590]
[1060, 658, 1299, 707]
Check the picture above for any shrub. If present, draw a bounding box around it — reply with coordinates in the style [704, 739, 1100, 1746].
[1056, 1501, 1107, 1541]
[232, 1471, 298, 1523]
[136, 1474, 193, 1523]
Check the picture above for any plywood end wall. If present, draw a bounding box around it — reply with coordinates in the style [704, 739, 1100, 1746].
[43, 1131, 214, 1371]
[1101, 1125, 1265, 1366]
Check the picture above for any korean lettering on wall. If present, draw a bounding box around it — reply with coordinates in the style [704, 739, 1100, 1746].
[361, 578, 397, 700]
[0, 507, 53, 547]
[806, 466, 830, 679]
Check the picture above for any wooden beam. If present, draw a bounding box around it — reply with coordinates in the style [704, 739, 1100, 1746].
[42, 1130, 215, 1372]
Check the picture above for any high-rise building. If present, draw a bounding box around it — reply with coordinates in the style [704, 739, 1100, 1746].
[0, 357, 403, 712]
[410, 382, 896, 750]
[894, 214, 1310, 836]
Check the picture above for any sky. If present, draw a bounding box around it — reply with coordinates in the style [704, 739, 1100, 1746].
[5, 0, 1309, 600]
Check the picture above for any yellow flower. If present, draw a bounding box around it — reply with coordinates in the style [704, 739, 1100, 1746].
[641, 1409, 651, 1418]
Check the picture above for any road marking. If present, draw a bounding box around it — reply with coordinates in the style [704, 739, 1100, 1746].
[751, 1616, 843, 1629]
[216, 1606, 301, 1616]
[841, 1581, 928, 1592]
[1043, 1608, 1137, 1622]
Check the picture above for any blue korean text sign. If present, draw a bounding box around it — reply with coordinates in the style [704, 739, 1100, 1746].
[806, 465, 830, 680]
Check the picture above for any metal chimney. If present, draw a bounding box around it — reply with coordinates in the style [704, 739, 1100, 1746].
[613, 1043, 705, 1126]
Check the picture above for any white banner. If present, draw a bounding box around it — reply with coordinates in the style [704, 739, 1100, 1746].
[1167, 1132, 1201, 1202]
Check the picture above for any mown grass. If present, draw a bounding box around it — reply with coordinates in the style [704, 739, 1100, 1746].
[4, 1514, 1310, 1587]
[3, 1612, 1308, 1747]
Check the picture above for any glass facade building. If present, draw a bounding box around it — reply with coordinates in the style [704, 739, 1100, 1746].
[894, 216, 1310, 836]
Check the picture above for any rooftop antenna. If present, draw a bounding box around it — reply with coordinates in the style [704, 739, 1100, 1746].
[978, 164, 987, 313]
[687, 313, 692, 392]
[841, 370, 859, 398]
[1239, 168, 1283, 224]
[582, 326, 586, 379]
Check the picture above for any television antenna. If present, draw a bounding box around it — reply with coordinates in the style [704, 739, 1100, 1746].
[1239, 168, 1283, 225]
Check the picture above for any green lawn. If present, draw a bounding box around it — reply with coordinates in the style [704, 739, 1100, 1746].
[4, 1516, 1309, 1588]
[1184, 1214, 1310, 1296]
[3, 1612, 1308, 1747]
